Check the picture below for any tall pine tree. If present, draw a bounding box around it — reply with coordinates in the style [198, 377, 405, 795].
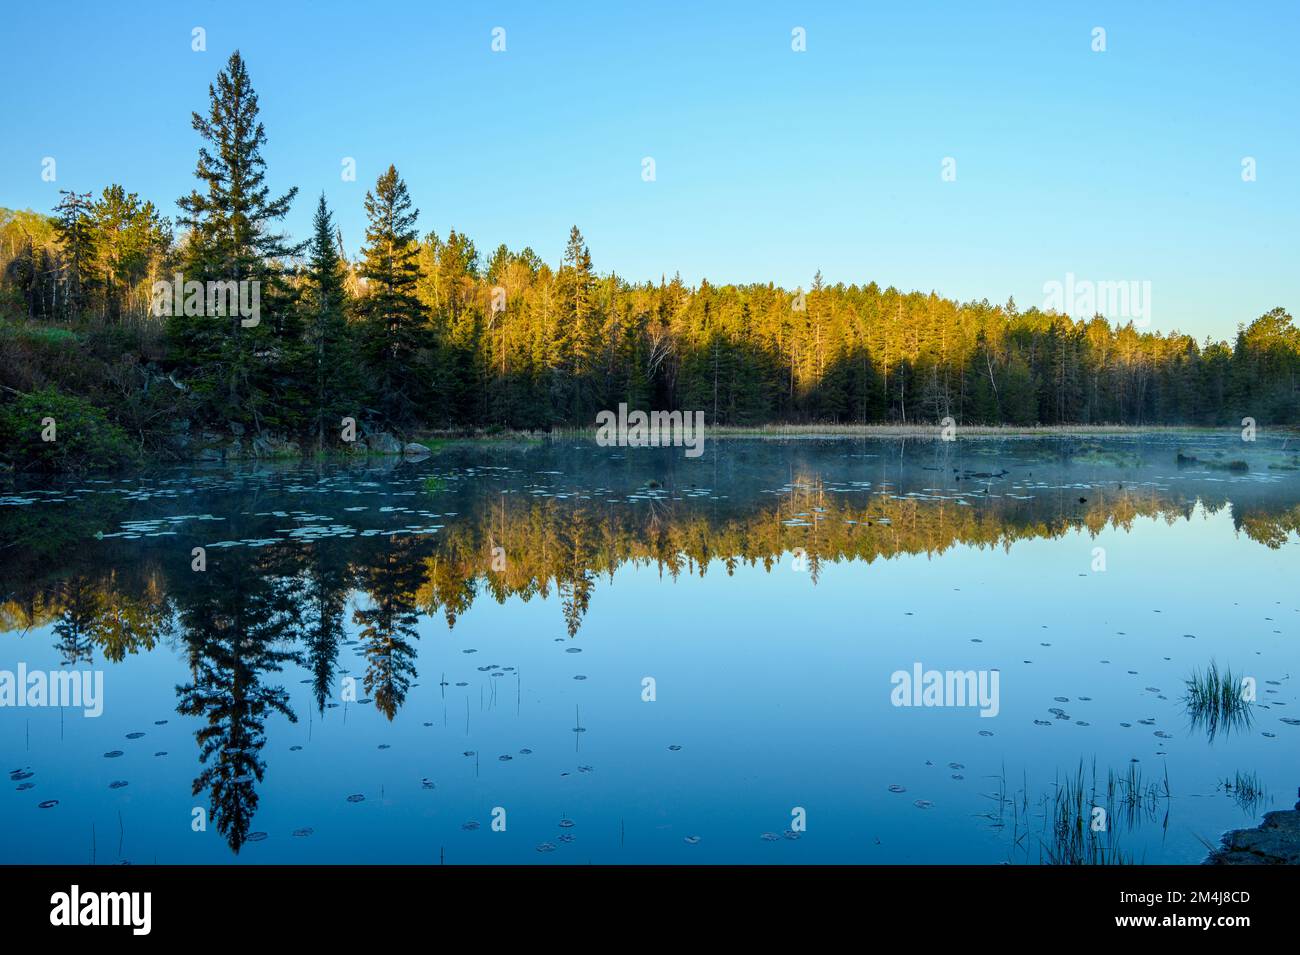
[52, 190, 96, 320]
[356, 165, 429, 429]
[171, 50, 302, 431]
[302, 194, 358, 451]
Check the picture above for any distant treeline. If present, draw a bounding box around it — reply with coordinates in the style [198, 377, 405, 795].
[2, 50, 1298, 467]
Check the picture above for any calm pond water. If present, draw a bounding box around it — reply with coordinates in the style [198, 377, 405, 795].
[2, 433, 1298, 864]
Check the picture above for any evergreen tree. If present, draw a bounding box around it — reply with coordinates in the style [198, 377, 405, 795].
[171, 50, 302, 430]
[353, 537, 432, 719]
[301, 540, 352, 716]
[303, 194, 358, 451]
[356, 164, 429, 429]
[52, 190, 96, 320]
[173, 546, 300, 853]
[559, 225, 599, 419]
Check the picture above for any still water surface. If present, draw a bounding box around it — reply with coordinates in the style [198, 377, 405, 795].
[2, 433, 1298, 863]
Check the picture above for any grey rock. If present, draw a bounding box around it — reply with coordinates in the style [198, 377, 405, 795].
[247, 434, 302, 458]
[1204, 809, 1300, 864]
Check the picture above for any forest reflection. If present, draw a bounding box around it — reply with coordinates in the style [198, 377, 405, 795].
[7, 468, 1300, 665]
[3, 458, 1300, 852]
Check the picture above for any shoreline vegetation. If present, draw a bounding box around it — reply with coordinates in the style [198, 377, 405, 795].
[108, 421, 1300, 462]
[556, 422, 1300, 438]
[359, 422, 1300, 449]
[3, 49, 1299, 475]
[4, 417, 1296, 475]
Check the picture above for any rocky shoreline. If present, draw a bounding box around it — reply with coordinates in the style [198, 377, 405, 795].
[1204, 799, 1300, 865]
[174, 421, 432, 461]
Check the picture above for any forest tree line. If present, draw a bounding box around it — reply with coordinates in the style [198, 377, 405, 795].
[2, 51, 1298, 467]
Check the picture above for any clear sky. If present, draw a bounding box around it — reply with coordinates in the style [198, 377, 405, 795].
[1, 1, 1296, 341]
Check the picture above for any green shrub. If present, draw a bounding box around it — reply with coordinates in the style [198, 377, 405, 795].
[17, 324, 79, 347]
[0, 388, 137, 473]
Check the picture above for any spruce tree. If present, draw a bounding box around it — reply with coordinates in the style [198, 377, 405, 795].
[303, 194, 358, 451]
[52, 190, 96, 320]
[559, 225, 598, 419]
[172, 50, 302, 430]
[356, 164, 429, 429]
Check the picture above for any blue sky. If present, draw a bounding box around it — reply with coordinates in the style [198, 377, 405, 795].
[2, 1, 1296, 340]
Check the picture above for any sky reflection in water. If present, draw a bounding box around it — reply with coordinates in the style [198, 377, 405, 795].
[2, 433, 1298, 863]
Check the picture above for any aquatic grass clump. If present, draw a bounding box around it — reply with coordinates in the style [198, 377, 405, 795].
[423, 475, 448, 493]
[1206, 459, 1249, 472]
[1221, 770, 1262, 797]
[986, 759, 1171, 865]
[1041, 760, 1133, 865]
[1219, 771, 1267, 813]
[1183, 660, 1253, 741]
[1105, 762, 1171, 828]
